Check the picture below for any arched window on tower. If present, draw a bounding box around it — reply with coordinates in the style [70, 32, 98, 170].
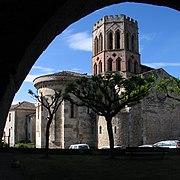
[94, 63, 97, 75]
[131, 34, 135, 52]
[126, 33, 130, 50]
[107, 58, 113, 71]
[96, 38, 99, 54]
[128, 59, 131, 72]
[99, 33, 103, 52]
[107, 31, 113, 50]
[98, 61, 102, 74]
[115, 30, 120, 49]
[134, 60, 138, 74]
[116, 58, 121, 71]
[94, 36, 98, 55]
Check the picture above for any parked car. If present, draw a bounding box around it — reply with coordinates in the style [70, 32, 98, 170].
[69, 144, 90, 149]
[153, 140, 180, 149]
[139, 140, 180, 149]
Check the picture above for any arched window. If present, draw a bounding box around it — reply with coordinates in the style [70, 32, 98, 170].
[94, 63, 97, 75]
[134, 60, 138, 74]
[128, 59, 131, 72]
[94, 36, 98, 55]
[114, 126, 117, 134]
[115, 30, 120, 49]
[116, 58, 121, 71]
[99, 126, 102, 134]
[98, 61, 102, 73]
[126, 33, 130, 50]
[107, 31, 113, 50]
[131, 34, 135, 52]
[96, 38, 99, 54]
[99, 33, 103, 52]
[107, 58, 113, 71]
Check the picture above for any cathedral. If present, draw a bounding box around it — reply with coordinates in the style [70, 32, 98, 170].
[33, 14, 180, 149]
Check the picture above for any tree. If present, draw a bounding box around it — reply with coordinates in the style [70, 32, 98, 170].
[156, 77, 180, 107]
[64, 72, 155, 158]
[28, 89, 63, 157]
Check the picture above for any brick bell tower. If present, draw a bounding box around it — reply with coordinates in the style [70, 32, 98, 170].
[92, 14, 140, 77]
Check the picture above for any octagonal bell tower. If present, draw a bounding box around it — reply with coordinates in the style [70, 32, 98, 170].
[92, 14, 140, 77]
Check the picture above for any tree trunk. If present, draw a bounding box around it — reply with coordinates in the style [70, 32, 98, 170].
[106, 116, 115, 159]
[45, 116, 53, 158]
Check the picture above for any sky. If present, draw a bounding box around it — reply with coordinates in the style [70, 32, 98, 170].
[13, 2, 180, 104]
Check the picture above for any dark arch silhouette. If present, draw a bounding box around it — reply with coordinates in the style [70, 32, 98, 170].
[0, 0, 179, 140]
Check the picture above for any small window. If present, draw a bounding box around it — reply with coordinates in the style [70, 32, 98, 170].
[108, 32, 113, 49]
[107, 58, 113, 71]
[114, 126, 117, 134]
[94, 63, 97, 75]
[126, 33, 130, 50]
[99, 33, 103, 52]
[99, 126, 102, 134]
[115, 30, 120, 49]
[94, 36, 98, 55]
[98, 61, 102, 73]
[131, 35, 135, 52]
[9, 113, 11, 122]
[116, 58, 121, 71]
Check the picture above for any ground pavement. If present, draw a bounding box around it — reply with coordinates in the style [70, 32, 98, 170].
[0, 152, 24, 180]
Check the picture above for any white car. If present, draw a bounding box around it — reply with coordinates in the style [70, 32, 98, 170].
[153, 140, 180, 149]
[69, 144, 90, 149]
[139, 140, 180, 149]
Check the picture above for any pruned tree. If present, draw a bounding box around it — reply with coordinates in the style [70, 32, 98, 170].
[28, 89, 63, 157]
[64, 72, 155, 158]
[156, 77, 180, 107]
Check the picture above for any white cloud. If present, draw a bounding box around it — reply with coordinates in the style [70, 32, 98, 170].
[65, 32, 92, 51]
[32, 66, 54, 73]
[143, 62, 180, 68]
[24, 66, 56, 83]
[24, 74, 40, 83]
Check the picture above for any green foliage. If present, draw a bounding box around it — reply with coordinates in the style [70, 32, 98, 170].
[15, 143, 36, 148]
[64, 72, 155, 158]
[64, 72, 155, 117]
[156, 77, 180, 106]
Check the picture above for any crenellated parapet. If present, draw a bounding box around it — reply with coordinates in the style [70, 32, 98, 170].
[93, 14, 137, 31]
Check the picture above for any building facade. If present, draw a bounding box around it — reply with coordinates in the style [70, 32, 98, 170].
[34, 14, 180, 149]
[33, 72, 96, 148]
[3, 101, 36, 147]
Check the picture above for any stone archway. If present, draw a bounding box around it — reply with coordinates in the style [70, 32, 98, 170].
[0, 0, 179, 140]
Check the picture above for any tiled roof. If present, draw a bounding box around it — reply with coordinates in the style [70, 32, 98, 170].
[34, 71, 90, 81]
[10, 101, 35, 110]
